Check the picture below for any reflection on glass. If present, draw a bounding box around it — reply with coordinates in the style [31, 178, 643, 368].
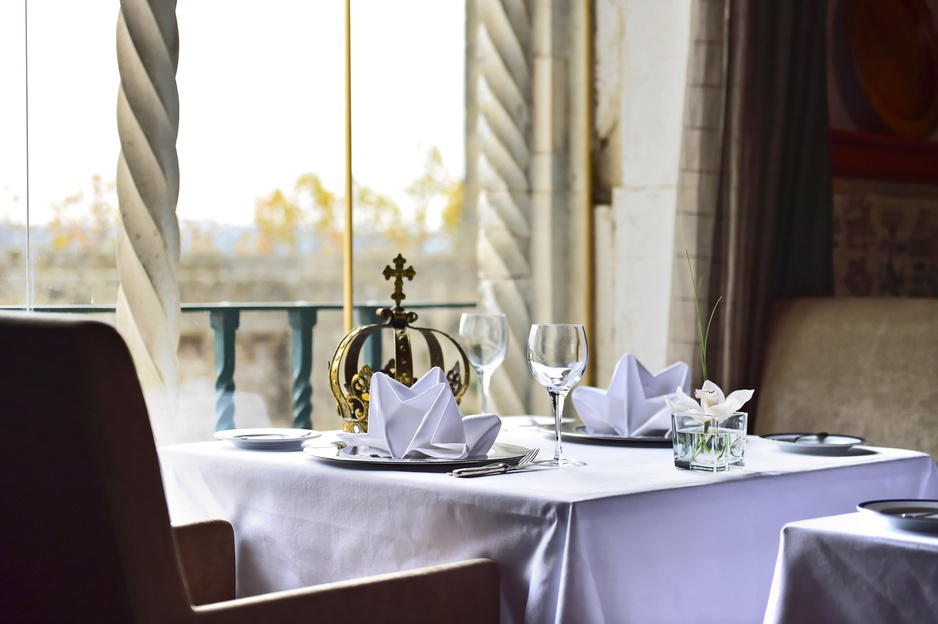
[459, 313, 508, 414]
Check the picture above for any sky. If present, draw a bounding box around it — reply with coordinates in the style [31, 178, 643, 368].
[0, 0, 465, 226]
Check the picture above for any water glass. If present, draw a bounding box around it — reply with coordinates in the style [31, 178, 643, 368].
[527, 323, 588, 467]
[459, 313, 509, 414]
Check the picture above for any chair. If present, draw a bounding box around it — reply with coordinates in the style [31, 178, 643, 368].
[0, 313, 499, 623]
[755, 297, 938, 458]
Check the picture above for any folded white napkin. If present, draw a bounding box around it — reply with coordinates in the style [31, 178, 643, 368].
[335, 367, 501, 459]
[571, 354, 690, 437]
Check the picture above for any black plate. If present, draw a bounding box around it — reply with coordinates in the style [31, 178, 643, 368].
[858, 499, 938, 533]
[540, 422, 672, 447]
[762, 432, 867, 456]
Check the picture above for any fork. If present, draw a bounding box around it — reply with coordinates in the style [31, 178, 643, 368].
[449, 448, 540, 478]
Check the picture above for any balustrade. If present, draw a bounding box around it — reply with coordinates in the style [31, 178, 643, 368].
[2, 302, 472, 430]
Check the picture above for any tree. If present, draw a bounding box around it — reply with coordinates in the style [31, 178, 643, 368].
[251, 146, 465, 256]
[405, 146, 464, 235]
[254, 188, 304, 255]
[48, 175, 118, 252]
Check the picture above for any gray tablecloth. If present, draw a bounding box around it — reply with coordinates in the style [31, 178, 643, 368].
[764, 511, 938, 624]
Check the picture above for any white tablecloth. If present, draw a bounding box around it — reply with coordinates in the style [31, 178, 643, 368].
[764, 511, 938, 624]
[158, 428, 938, 624]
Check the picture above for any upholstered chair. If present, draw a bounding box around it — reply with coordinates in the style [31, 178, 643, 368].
[0, 312, 499, 623]
[756, 297, 938, 459]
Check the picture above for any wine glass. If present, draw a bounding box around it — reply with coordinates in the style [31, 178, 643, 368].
[527, 323, 589, 467]
[459, 313, 509, 414]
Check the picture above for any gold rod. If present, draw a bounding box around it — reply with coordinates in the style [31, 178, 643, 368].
[343, 0, 353, 333]
[583, 0, 595, 385]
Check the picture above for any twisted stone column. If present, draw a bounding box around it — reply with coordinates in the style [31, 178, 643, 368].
[473, 0, 532, 415]
[115, 0, 180, 389]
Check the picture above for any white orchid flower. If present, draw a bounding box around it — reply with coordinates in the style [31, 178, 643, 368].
[665, 386, 703, 414]
[666, 379, 754, 416]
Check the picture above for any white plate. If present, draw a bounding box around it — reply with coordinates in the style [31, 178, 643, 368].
[858, 499, 938, 533]
[303, 442, 531, 469]
[762, 432, 866, 456]
[214, 428, 321, 450]
[539, 422, 672, 447]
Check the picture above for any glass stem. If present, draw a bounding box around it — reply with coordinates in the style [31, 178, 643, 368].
[479, 369, 491, 413]
[549, 390, 566, 461]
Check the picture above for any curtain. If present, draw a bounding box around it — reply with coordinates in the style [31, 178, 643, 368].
[708, 0, 834, 425]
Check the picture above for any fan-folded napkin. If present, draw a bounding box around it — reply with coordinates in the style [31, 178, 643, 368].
[572, 354, 690, 437]
[335, 367, 501, 459]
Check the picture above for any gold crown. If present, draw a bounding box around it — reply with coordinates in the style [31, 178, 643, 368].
[328, 254, 470, 433]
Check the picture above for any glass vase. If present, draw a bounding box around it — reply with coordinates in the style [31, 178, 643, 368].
[671, 412, 747, 472]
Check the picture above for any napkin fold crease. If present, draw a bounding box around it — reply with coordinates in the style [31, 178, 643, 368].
[572, 354, 691, 437]
[336, 368, 500, 459]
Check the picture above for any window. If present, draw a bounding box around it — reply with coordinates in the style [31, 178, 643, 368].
[1, 1, 473, 444]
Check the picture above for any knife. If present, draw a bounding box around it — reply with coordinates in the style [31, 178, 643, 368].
[449, 462, 542, 478]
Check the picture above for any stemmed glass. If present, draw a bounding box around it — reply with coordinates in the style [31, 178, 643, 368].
[459, 313, 509, 414]
[527, 323, 589, 467]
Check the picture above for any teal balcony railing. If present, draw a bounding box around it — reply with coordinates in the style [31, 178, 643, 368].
[2, 302, 473, 430]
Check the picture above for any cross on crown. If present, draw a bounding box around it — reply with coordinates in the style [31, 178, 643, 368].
[382, 253, 416, 309]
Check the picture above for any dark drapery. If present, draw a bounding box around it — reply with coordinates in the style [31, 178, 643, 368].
[709, 0, 834, 427]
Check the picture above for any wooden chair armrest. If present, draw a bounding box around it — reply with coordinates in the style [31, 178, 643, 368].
[172, 519, 236, 605]
[191, 558, 500, 624]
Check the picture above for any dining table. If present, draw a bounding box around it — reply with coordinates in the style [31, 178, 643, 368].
[157, 422, 938, 624]
[763, 510, 938, 623]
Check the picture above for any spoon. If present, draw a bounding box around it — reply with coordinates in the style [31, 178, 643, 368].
[793, 432, 829, 444]
[898, 511, 938, 519]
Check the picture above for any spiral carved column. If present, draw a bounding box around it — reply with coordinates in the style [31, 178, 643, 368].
[115, 0, 181, 390]
[473, 0, 533, 415]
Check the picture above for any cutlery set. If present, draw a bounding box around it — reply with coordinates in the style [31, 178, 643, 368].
[449, 447, 543, 478]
